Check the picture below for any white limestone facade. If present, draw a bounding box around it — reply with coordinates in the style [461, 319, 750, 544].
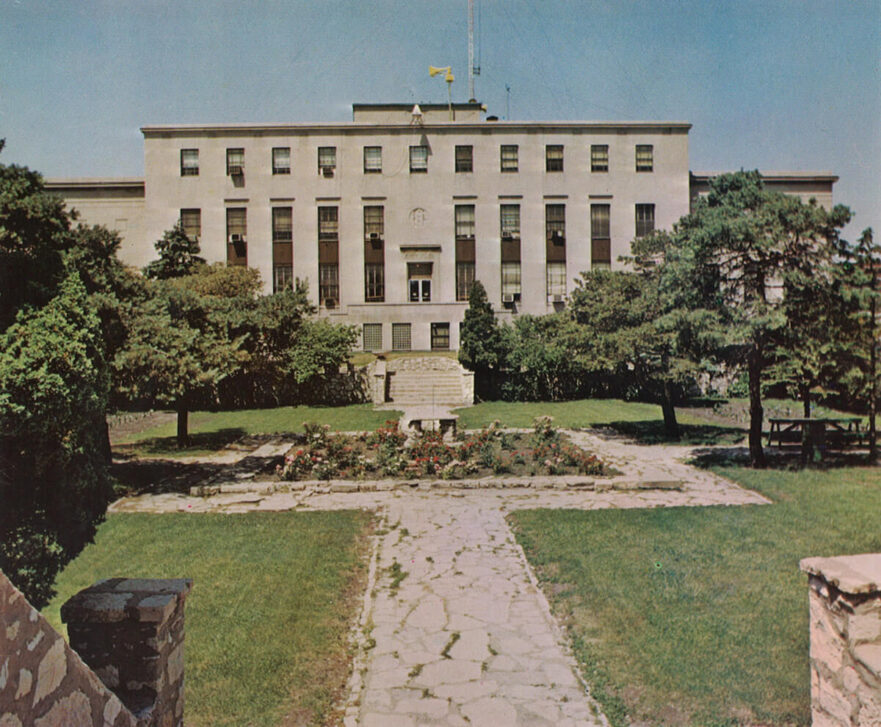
[45, 102, 837, 352]
[137, 103, 690, 351]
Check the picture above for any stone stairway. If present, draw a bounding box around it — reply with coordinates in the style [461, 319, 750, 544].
[386, 356, 473, 406]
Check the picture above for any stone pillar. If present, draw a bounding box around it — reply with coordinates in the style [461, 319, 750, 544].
[371, 357, 387, 404]
[61, 578, 193, 727]
[800, 554, 881, 726]
[461, 369, 474, 405]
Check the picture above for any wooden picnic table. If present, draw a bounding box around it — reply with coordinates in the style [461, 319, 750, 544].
[767, 417, 865, 457]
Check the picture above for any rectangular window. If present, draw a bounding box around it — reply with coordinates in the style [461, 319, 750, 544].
[365, 263, 385, 302]
[364, 205, 384, 240]
[226, 148, 244, 176]
[364, 206, 384, 302]
[501, 204, 521, 302]
[392, 323, 411, 352]
[410, 145, 428, 173]
[318, 264, 339, 306]
[546, 262, 567, 297]
[180, 209, 201, 241]
[363, 323, 383, 352]
[363, 146, 382, 173]
[501, 262, 522, 299]
[500, 144, 518, 172]
[318, 206, 339, 306]
[180, 149, 199, 176]
[226, 208, 247, 266]
[455, 204, 476, 302]
[456, 262, 475, 301]
[546, 204, 566, 265]
[408, 262, 432, 303]
[318, 146, 336, 175]
[273, 265, 293, 294]
[546, 204, 566, 246]
[455, 145, 473, 173]
[500, 204, 520, 239]
[272, 207, 292, 243]
[546, 144, 564, 172]
[591, 144, 609, 172]
[591, 203, 612, 269]
[636, 144, 653, 172]
[272, 147, 290, 175]
[431, 323, 450, 351]
[455, 204, 475, 239]
[635, 203, 655, 238]
[318, 206, 339, 242]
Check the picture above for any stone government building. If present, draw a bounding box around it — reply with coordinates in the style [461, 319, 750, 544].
[47, 102, 837, 353]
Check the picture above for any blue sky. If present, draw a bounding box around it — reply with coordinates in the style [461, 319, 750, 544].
[1, 0, 878, 238]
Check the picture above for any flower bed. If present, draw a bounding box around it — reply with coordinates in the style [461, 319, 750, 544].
[277, 417, 610, 481]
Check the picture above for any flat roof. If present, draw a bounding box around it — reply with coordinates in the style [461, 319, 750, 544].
[692, 171, 838, 183]
[352, 102, 483, 111]
[45, 177, 145, 190]
[141, 120, 692, 135]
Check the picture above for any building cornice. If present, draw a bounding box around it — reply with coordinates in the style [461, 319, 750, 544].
[141, 121, 692, 136]
[691, 170, 839, 183]
[45, 177, 145, 191]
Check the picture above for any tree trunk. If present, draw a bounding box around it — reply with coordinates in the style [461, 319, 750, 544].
[176, 404, 190, 448]
[101, 416, 113, 465]
[800, 383, 812, 466]
[870, 288, 877, 463]
[661, 381, 680, 440]
[747, 345, 766, 468]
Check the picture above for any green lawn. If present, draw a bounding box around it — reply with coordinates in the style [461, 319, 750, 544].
[115, 404, 401, 458]
[44, 511, 373, 727]
[455, 399, 744, 445]
[510, 466, 881, 726]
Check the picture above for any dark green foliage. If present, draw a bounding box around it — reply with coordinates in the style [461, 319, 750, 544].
[458, 281, 507, 398]
[143, 222, 205, 279]
[0, 275, 113, 607]
[0, 141, 72, 329]
[115, 264, 358, 445]
[0, 147, 124, 607]
[645, 171, 851, 466]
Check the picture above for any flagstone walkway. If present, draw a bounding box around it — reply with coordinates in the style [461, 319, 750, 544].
[110, 433, 769, 726]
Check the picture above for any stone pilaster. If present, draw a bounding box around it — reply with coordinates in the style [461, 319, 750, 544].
[61, 578, 193, 727]
[800, 554, 881, 726]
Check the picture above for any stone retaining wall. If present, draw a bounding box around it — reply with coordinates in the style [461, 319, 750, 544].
[1, 572, 192, 727]
[800, 553, 881, 726]
[0, 570, 136, 727]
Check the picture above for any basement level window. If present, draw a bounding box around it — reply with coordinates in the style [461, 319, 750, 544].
[392, 323, 411, 351]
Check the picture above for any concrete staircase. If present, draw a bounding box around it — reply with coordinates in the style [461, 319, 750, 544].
[385, 357, 473, 407]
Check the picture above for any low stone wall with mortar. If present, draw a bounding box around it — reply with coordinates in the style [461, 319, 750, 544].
[0, 570, 136, 727]
[1, 572, 192, 727]
[800, 553, 881, 726]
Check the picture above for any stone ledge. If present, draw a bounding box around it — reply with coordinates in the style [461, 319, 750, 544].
[800, 554, 881, 595]
[190, 476, 682, 497]
[61, 578, 193, 624]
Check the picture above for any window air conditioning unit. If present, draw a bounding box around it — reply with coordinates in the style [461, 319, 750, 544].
[552, 232, 565, 244]
[501, 231, 513, 241]
[324, 298, 337, 308]
[321, 166, 334, 177]
[553, 294, 565, 303]
[230, 234, 245, 244]
[228, 165, 244, 176]
[369, 232, 382, 242]
[502, 293, 515, 304]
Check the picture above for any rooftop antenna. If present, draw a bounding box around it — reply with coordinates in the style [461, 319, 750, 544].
[468, 0, 481, 102]
[429, 65, 455, 120]
[505, 83, 511, 120]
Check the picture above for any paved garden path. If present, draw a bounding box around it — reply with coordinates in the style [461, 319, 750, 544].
[111, 433, 769, 726]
